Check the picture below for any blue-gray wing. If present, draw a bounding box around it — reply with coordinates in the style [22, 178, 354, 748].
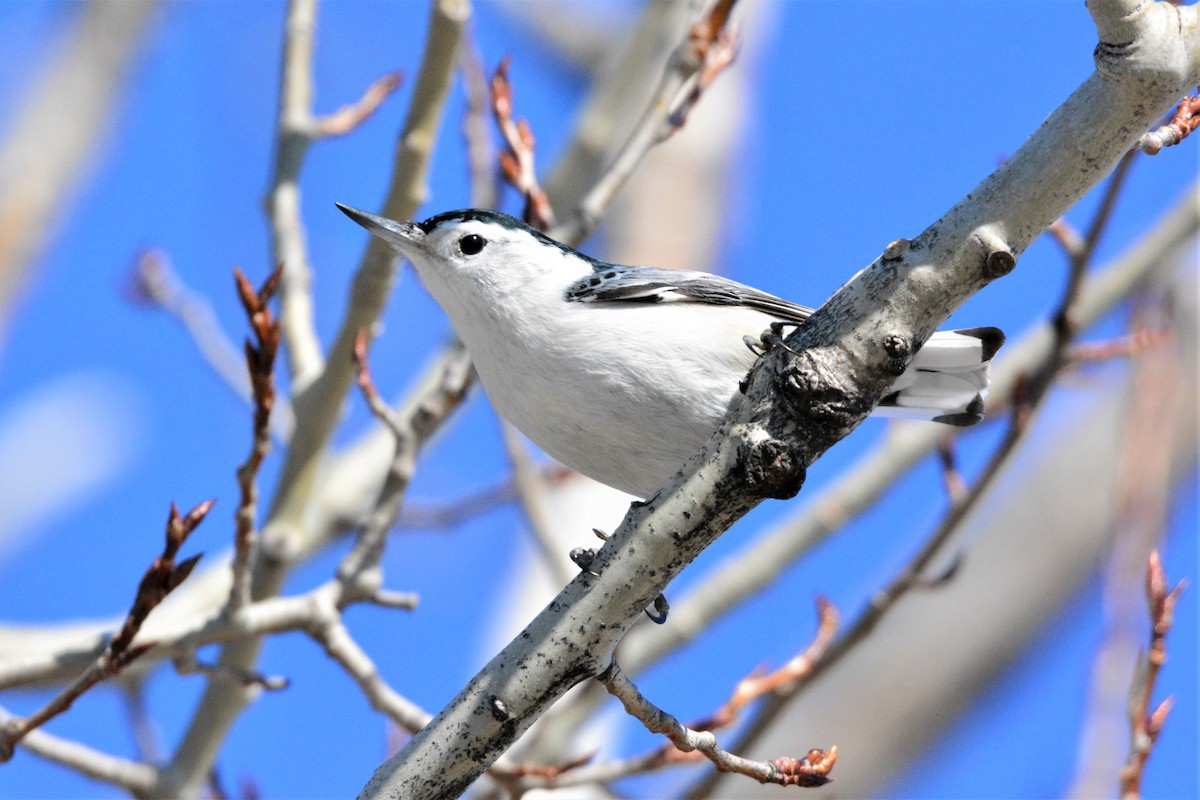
[564, 266, 813, 323]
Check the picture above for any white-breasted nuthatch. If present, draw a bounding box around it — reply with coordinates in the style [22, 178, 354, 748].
[338, 205, 1004, 499]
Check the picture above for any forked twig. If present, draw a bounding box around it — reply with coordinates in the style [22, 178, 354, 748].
[599, 660, 837, 789]
[553, 0, 740, 245]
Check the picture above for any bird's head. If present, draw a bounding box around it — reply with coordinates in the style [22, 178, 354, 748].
[336, 205, 596, 306]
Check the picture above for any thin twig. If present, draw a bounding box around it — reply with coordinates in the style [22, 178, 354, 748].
[491, 56, 556, 230]
[552, 0, 740, 245]
[1134, 89, 1200, 154]
[338, 329, 417, 581]
[228, 267, 283, 611]
[128, 249, 295, 440]
[1118, 551, 1185, 798]
[397, 463, 573, 530]
[0, 500, 211, 761]
[509, 597, 840, 792]
[314, 71, 404, 138]
[599, 660, 837, 789]
[936, 433, 967, 505]
[1069, 328, 1173, 364]
[1052, 150, 1137, 347]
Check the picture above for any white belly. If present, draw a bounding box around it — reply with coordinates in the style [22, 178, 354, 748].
[461, 301, 768, 498]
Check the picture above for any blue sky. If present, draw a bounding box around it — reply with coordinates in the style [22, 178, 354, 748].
[0, 2, 1195, 798]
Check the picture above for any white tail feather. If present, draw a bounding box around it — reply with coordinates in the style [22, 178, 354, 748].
[876, 327, 1005, 426]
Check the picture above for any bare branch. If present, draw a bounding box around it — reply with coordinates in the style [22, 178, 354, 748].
[599, 660, 837, 788]
[0, 499, 211, 761]
[264, 0, 325, 385]
[314, 71, 404, 138]
[509, 597, 839, 793]
[338, 329, 417, 580]
[1119, 551, 1185, 798]
[551, 0, 740, 245]
[397, 463, 573, 530]
[500, 421, 574, 586]
[0, 704, 158, 795]
[228, 267, 283, 610]
[127, 249, 295, 440]
[0, 0, 155, 337]
[459, 30, 499, 210]
[491, 56, 556, 230]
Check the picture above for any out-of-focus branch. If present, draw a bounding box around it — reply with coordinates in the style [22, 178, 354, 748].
[1135, 88, 1200, 155]
[599, 660, 837, 789]
[1068, 291, 1190, 799]
[1119, 551, 1184, 799]
[550, 0, 738, 246]
[337, 330, 416, 582]
[264, 0, 402, 389]
[0, 499, 210, 762]
[0, 0, 155, 342]
[162, 2, 470, 794]
[500, 422, 575, 587]
[397, 463, 573, 530]
[0, 705, 158, 795]
[227, 267, 282, 610]
[128, 249, 295, 440]
[459, 32, 498, 210]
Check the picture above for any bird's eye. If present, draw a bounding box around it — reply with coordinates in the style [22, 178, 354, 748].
[458, 234, 486, 256]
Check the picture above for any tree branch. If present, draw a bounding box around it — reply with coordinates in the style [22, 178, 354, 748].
[0, 499, 210, 761]
[160, 3, 471, 793]
[358, 3, 1200, 795]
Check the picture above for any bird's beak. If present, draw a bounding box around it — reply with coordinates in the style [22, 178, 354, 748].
[336, 203, 425, 253]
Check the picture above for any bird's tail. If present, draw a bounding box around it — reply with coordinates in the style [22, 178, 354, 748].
[875, 327, 1006, 426]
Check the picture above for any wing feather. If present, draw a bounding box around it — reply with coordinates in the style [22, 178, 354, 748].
[565, 266, 813, 323]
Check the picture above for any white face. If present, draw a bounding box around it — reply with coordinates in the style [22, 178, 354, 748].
[407, 214, 592, 306]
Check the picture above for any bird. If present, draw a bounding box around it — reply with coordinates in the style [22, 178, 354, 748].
[337, 204, 1004, 499]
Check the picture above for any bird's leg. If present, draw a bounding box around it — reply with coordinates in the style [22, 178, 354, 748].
[744, 321, 803, 358]
[644, 593, 669, 624]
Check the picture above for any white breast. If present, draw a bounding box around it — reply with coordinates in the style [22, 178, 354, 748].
[456, 297, 766, 498]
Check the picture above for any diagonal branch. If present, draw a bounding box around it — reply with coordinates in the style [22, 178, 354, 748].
[358, 2, 1200, 795]
[0, 500, 211, 762]
[1118, 551, 1185, 798]
[550, 0, 739, 245]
